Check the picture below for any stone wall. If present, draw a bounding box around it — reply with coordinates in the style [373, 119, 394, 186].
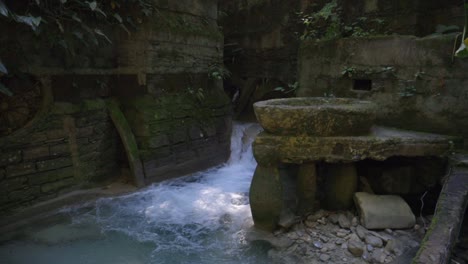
[297, 34, 468, 141]
[220, 0, 305, 119]
[0, 0, 230, 214]
[0, 87, 120, 213]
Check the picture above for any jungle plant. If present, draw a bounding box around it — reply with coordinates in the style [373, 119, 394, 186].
[0, 0, 154, 95]
[455, 0, 468, 58]
[274, 82, 299, 95]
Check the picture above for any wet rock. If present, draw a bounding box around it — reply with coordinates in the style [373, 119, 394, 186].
[365, 235, 383, 248]
[347, 240, 365, 257]
[354, 192, 415, 229]
[313, 240, 323, 249]
[338, 213, 352, 229]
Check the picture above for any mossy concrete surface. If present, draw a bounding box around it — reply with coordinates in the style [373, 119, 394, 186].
[413, 154, 468, 264]
[254, 97, 377, 136]
[107, 100, 145, 188]
[254, 126, 459, 165]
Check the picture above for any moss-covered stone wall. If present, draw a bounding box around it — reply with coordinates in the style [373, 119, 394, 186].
[0, 87, 120, 213]
[0, 0, 229, 214]
[297, 35, 468, 142]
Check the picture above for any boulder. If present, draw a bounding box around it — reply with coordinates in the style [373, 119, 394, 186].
[354, 192, 415, 229]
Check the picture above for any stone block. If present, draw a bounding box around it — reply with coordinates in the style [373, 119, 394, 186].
[170, 129, 187, 144]
[46, 129, 68, 140]
[189, 126, 204, 140]
[41, 177, 75, 193]
[354, 192, 415, 229]
[36, 157, 73, 172]
[0, 177, 27, 194]
[148, 135, 170, 149]
[0, 168, 5, 180]
[0, 150, 22, 167]
[23, 146, 50, 160]
[6, 163, 36, 178]
[50, 143, 70, 157]
[28, 167, 74, 185]
[77, 126, 94, 138]
[8, 186, 41, 201]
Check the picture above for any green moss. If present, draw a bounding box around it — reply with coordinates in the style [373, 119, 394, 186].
[152, 10, 223, 41]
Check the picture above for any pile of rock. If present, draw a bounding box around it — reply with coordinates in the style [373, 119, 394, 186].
[250, 209, 425, 264]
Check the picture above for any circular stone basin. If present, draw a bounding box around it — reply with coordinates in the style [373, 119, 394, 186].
[253, 97, 377, 136]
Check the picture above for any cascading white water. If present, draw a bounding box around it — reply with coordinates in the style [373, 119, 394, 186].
[0, 123, 269, 264]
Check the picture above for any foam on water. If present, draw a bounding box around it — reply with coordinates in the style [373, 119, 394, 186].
[0, 123, 268, 264]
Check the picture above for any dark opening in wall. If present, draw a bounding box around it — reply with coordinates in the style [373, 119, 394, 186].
[353, 79, 372, 91]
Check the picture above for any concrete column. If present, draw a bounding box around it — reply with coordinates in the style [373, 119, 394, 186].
[249, 165, 283, 231]
[297, 162, 317, 215]
[324, 163, 358, 210]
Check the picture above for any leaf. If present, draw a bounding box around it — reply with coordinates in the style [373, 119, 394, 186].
[55, 19, 64, 33]
[0, 0, 8, 17]
[87, 1, 97, 11]
[95, 7, 107, 18]
[113, 13, 122, 23]
[0, 59, 7, 74]
[72, 13, 82, 23]
[119, 24, 131, 36]
[15, 15, 42, 31]
[94, 28, 112, 44]
[455, 42, 468, 58]
[0, 82, 13, 97]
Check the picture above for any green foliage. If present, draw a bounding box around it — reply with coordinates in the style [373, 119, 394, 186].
[341, 66, 356, 77]
[455, 0, 468, 58]
[299, 1, 388, 41]
[0, 0, 154, 95]
[274, 82, 299, 95]
[208, 64, 231, 80]
[398, 85, 417, 97]
[298, 0, 342, 41]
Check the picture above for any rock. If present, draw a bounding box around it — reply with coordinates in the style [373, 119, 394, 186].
[352, 216, 359, 227]
[338, 213, 352, 229]
[371, 249, 387, 263]
[319, 254, 330, 262]
[328, 213, 340, 224]
[307, 210, 327, 222]
[317, 217, 327, 225]
[348, 233, 361, 242]
[385, 239, 402, 256]
[313, 240, 323, 249]
[347, 240, 365, 257]
[367, 244, 374, 252]
[278, 211, 299, 229]
[356, 225, 367, 240]
[365, 235, 384, 248]
[354, 192, 416, 229]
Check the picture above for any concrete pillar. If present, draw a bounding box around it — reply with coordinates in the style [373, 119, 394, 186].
[324, 163, 358, 210]
[297, 162, 317, 215]
[249, 165, 283, 231]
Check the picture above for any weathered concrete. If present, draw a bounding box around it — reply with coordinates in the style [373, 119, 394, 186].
[413, 154, 468, 264]
[254, 97, 377, 136]
[323, 163, 358, 210]
[254, 126, 458, 165]
[297, 35, 468, 141]
[354, 192, 416, 229]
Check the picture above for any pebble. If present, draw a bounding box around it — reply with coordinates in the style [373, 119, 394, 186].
[313, 240, 323, 249]
[347, 240, 365, 257]
[365, 235, 384, 248]
[356, 225, 367, 240]
[338, 214, 352, 229]
[320, 254, 330, 262]
[367, 244, 374, 252]
[351, 216, 359, 227]
[371, 248, 387, 263]
[317, 217, 327, 225]
[328, 214, 340, 224]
